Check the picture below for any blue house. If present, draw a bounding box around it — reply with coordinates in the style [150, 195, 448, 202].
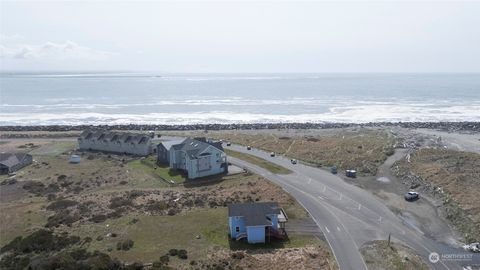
[157, 137, 228, 179]
[228, 202, 288, 244]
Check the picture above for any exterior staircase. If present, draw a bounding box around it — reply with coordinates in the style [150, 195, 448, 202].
[236, 232, 247, 241]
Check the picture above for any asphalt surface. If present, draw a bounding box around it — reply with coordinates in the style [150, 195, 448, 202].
[226, 144, 480, 270]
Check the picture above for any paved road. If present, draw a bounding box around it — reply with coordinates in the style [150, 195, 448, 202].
[226, 144, 480, 270]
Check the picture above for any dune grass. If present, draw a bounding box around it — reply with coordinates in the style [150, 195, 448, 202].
[225, 149, 292, 174]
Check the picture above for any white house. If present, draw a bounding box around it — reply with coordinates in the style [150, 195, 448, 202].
[157, 137, 227, 179]
[78, 130, 152, 156]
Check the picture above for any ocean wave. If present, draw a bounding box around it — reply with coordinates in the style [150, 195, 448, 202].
[2, 98, 478, 110]
[1, 104, 479, 126]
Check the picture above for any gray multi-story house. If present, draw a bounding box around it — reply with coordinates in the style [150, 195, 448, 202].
[157, 137, 227, 179]
[78, 130, 152, 156]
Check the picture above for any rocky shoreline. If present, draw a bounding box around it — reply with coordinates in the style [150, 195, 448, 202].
[0, 121, 479, 133]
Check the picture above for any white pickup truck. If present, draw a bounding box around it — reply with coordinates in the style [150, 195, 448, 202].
[463, 242, 480, 253]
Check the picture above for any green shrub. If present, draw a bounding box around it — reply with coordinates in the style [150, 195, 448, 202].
[0, 253, 30, 270]
[0, 229, 80, 254]
[129, 218, 139, 224]
[124, 262, 143, 270]
[107, 208, 126, 219]
[89, 214, 107, 223]
[4, 249, 122, 269]
[168, 249, 178, 256]
[46, 199, 78, 211]
[109, 197, 133, 209]
[45, 210, 80, 227]
[146, 201, 168, 211]
[177, 249, 188, 260]
[22, 181, 45, 195]
[116, 239, 134, 251]
[77, 201, 95, 214]
[159, 255, 169, 264]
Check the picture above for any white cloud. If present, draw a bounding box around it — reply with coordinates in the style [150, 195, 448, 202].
[0, 37, 112, 61]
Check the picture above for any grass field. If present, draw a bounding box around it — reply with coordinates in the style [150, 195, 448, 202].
[29, 141, 77, 156]
[225, 149, 292, 174]
[65, 206, 321, 266]
[0, 198, 48, 246]
[0, 139, 335, 269]
[361, 240, 429, 270]
[127, 156, 186, 185]
[66, 208, 226, 265]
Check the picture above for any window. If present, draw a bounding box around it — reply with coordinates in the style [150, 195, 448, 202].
[235, 226, 240, 232]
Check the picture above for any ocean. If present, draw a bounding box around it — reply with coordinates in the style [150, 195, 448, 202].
[1, 73, 479, 126]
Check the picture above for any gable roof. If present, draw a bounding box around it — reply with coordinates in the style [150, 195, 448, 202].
[79, 130, 151, 145]
[168, 137, 224, 159]
[228, 202, 280, 226]
[159, 140, 184, 151]
[0, 153, 31, 168]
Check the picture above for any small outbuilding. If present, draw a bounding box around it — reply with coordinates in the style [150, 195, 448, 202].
[228, 202, 288, 244]
[69, 154, 81, 164]
[0, 153, 33, 175]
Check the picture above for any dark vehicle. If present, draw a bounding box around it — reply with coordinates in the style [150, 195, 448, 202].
[226, 142, 231, 146]
[270, 152, 275, 157]
[330, 166, 337, 174]
[247, 146, 251, 150]
[345, 169, 356, 178]
[404, 191, 419, 201]
[291, 159, 297, 164]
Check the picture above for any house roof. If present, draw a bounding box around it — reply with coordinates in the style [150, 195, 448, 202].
[160, 140, 184, 151]
[166, 137, 224, 159]
[79, 130, 151, 145]
[228, 202, 281, 226]
[0, 153, 31, 168]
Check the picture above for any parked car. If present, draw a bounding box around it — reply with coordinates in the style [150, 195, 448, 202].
[270, 152, 275, 157]
[404, 191, 419, 201]
[247, 146, 251, 150]
[226, 142, 231, 146]
[291, 159, 297, 164]
[345, 169, 356, 178]
[330, 166, 337, 174]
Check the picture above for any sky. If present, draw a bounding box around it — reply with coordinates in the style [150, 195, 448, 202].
[1, 1, 480, 73]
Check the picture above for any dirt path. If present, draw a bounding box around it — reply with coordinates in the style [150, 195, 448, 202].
[414, 128, 480, 154]
[285, 140, 296, 155]
[366, 148, 461, 246]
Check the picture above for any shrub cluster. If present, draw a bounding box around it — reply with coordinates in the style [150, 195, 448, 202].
[89, 214, 107, 223]
[167, 249, 188, 260]
[1, 229, 80, 254]
[46, 199, 78, 211]
[116, 239, 134, 251]
[1, 249, 123, 270]
[45, 210, 80, 227]
[22, 181, 60, 196]
[109, 197, 134, 209]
